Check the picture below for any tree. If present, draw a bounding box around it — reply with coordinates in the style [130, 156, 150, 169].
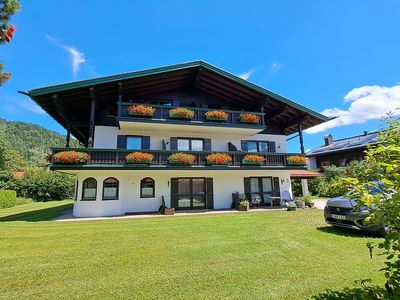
[0, 0, 20, 86]
[343, 115, 400, 296]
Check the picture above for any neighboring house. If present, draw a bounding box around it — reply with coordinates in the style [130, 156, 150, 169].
[25, 61, 328, 217]
[307, 131, 380, 169]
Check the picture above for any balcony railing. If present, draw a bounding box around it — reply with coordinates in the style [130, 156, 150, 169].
[50, 148, 306, 168]
[117, 102, 265, 126]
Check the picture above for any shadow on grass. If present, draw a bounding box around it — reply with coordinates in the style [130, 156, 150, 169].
[0, 203, 73, 222]
[316, 225, 381, 238]
[310, 284, 393, 300]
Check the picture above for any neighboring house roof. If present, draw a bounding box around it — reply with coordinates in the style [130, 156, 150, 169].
[290, 170, 324, 179]
[306, 131, 380, 157]
[23, 61, 329, 143]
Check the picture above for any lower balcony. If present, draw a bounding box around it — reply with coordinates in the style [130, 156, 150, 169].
[50, 148, 307, 170]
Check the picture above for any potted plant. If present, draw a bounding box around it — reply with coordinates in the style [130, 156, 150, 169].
[301, 194, 315, 208]
[127, 104, 156, 117]
[296, 198, 306, 209]
[53, 151, 90, 165]
[169, 107, 195, 120]
[286, 155, 307, 166]
[239, 113, 261, 124]
[125, 152, 154, 164]
[205, 153, 232, 165]
[204, 110, 229, 122]
[242, 154, 265, 165]
[168, 153, 196, 165]
[286, 201, 297, 211]
[238, 200, 250, 211]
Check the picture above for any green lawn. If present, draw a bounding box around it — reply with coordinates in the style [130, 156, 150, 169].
[0, 201, 385, 299]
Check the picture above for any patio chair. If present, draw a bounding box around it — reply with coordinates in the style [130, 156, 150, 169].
[281, 191, 293, 206]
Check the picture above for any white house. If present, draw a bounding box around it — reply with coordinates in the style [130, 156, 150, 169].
[26, 61, 328, 217]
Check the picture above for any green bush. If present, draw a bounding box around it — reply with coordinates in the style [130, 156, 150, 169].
[0, 190, 17, 208]
[15, 197, 33, 206]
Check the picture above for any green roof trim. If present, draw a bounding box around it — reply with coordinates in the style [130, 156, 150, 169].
[28, 60, 329, 122]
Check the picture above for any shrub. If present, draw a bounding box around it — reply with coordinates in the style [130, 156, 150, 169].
[169, 107, 195, 119]
[168, 153, 196, 165]
[0, 190, 17, 208]
[205, 153, 232, 165]
[53, 151, 90, 164]
[205, 110, 229, 121]
[125, 152, 154, 164]
[243, 154, 265, 164]
[286, 155, 307, 165]
[239, 113, 261, 124]
[15, 197, 33, 206]
[127, 104, 156, 117]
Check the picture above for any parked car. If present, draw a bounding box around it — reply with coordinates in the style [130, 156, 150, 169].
[324, 183, 389, 236]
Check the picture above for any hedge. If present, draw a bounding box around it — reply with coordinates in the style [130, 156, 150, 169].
[0, 190, 17, 209]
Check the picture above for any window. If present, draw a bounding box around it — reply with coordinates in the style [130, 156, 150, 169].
[177, 138, 203, 151]
[127, 136, 142, 150]
[102, 177, 119, 200]
[82, 178, 97, 201]
[140, 177, 155, 198]
[247, 141, 274, 152]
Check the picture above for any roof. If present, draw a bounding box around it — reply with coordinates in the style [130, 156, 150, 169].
[290, 170, 324, 179]
[306, 131, 380, 157]
[25, 61, 329, 143]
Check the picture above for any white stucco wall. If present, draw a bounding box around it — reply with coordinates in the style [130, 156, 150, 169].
[93, 125, 288, 153]
[307, 156, 317, 169]
[72, 169, 293, 217]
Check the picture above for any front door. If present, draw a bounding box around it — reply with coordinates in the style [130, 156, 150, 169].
[249, 177, 273, 204]
[177, 178, 206, 209]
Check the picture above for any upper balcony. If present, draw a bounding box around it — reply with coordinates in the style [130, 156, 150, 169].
[116, 102, 266, 135]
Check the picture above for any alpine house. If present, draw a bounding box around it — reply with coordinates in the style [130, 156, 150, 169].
[25, 61, 328, 217]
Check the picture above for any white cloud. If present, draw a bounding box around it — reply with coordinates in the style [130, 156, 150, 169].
[238, 70, 253, 80]
[271, 62, 283, 73]
[306, 84, 400, 134]
[16, 99, 45, 114]
[46, 35, 86, 78]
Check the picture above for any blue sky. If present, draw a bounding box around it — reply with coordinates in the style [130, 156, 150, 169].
[1, 0, 400, 152]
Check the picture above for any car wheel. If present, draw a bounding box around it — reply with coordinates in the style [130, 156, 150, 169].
[378, 225, 390, 237]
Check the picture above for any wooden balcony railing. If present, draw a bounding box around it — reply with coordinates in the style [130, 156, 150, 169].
[50, 148, 306, 168]
[117, 102, 265, 126]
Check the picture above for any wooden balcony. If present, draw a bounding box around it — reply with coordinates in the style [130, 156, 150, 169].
[50, 148, 307, 170]
[116, 102, 265, 134]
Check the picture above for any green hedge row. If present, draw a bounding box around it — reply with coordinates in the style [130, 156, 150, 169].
[0, 190, 17, 209]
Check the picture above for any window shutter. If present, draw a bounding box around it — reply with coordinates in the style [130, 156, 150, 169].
[170, 137, 178, 150]
[117, 135, 127, 149]
[268, 141, 276, 153]
[272, 177, 280, 197]
[206, 178, 214, 209]
[203, 138, 212, 151]
[142, 136, 150, 149]
[170, 178, 179, 209]
[244, 177, 251, 200]
[241, 140, 248, 152]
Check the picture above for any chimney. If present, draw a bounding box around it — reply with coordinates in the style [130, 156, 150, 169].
[324, 134, 333, 146]
[363, 131, 368, 136]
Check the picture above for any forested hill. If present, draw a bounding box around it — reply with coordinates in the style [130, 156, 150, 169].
[0, 118, 80, 166]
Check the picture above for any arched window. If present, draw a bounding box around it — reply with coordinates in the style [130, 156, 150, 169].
[103, 177, 119, 200]
[82, 178, 97, 201]
[140, 177, 155, 198]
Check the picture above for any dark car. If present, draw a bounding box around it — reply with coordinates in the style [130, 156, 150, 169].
[324, 191, 388, 236]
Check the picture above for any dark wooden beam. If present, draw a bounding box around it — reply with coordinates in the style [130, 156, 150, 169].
[66, 124, 71, 148]
[118, 82, 123, 102]
[192, 67, 202, 91]
[298, 123, 305, 154]
[88, 87, 96, 148]
[264, 105, 289, 121]
[283, 113, 309, 131]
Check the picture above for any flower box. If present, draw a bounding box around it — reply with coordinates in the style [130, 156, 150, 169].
[168, 153, 196, 165]
[239, 113, 261, 124]
[205, 110, 229, 122]
[205, 153, 232, 165]
[163, 208, 175, 215]
[242, 154, 265, 165]
[53, 151, 90, 165]
[127, 104, 156, 117]
[237, 201, 250, 211]
[286, 155, 307, 166]
[125, 152, 154, 164]
[169, 107, 195, 120]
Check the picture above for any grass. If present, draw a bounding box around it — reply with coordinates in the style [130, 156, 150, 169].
[0, 201, 385, 299]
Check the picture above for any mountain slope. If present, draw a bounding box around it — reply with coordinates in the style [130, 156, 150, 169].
[0, 118, 80, 166]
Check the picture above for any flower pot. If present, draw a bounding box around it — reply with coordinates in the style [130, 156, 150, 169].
[128, 112, 154, 118]
[169, 116, 193, 121]
[309, 202, 315, 208]
[125, 161, 151, 166]
[287, 206, 297, 211]
[163, 208, 175, 215]
[240, 120, 259, 124]
[296, 200, 305, 209]
[206, 117, 228, 122]
[238, 204, 249, 211]
[242, 160, 263, 165]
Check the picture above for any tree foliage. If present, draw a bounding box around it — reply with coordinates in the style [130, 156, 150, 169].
[343, 115, 400, 296]
[0, 0, 20, 85]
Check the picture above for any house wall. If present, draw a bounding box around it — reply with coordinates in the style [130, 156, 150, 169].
[73, 169, 293, 217]
[93, 125, 288, 153]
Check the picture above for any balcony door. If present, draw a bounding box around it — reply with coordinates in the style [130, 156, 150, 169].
[244, 177, 280, 204]
[171, 178, 214, 210]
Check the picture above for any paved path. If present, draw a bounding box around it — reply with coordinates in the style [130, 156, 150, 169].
[54, 207, 286, 222]
[313, 198, 329, 209]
